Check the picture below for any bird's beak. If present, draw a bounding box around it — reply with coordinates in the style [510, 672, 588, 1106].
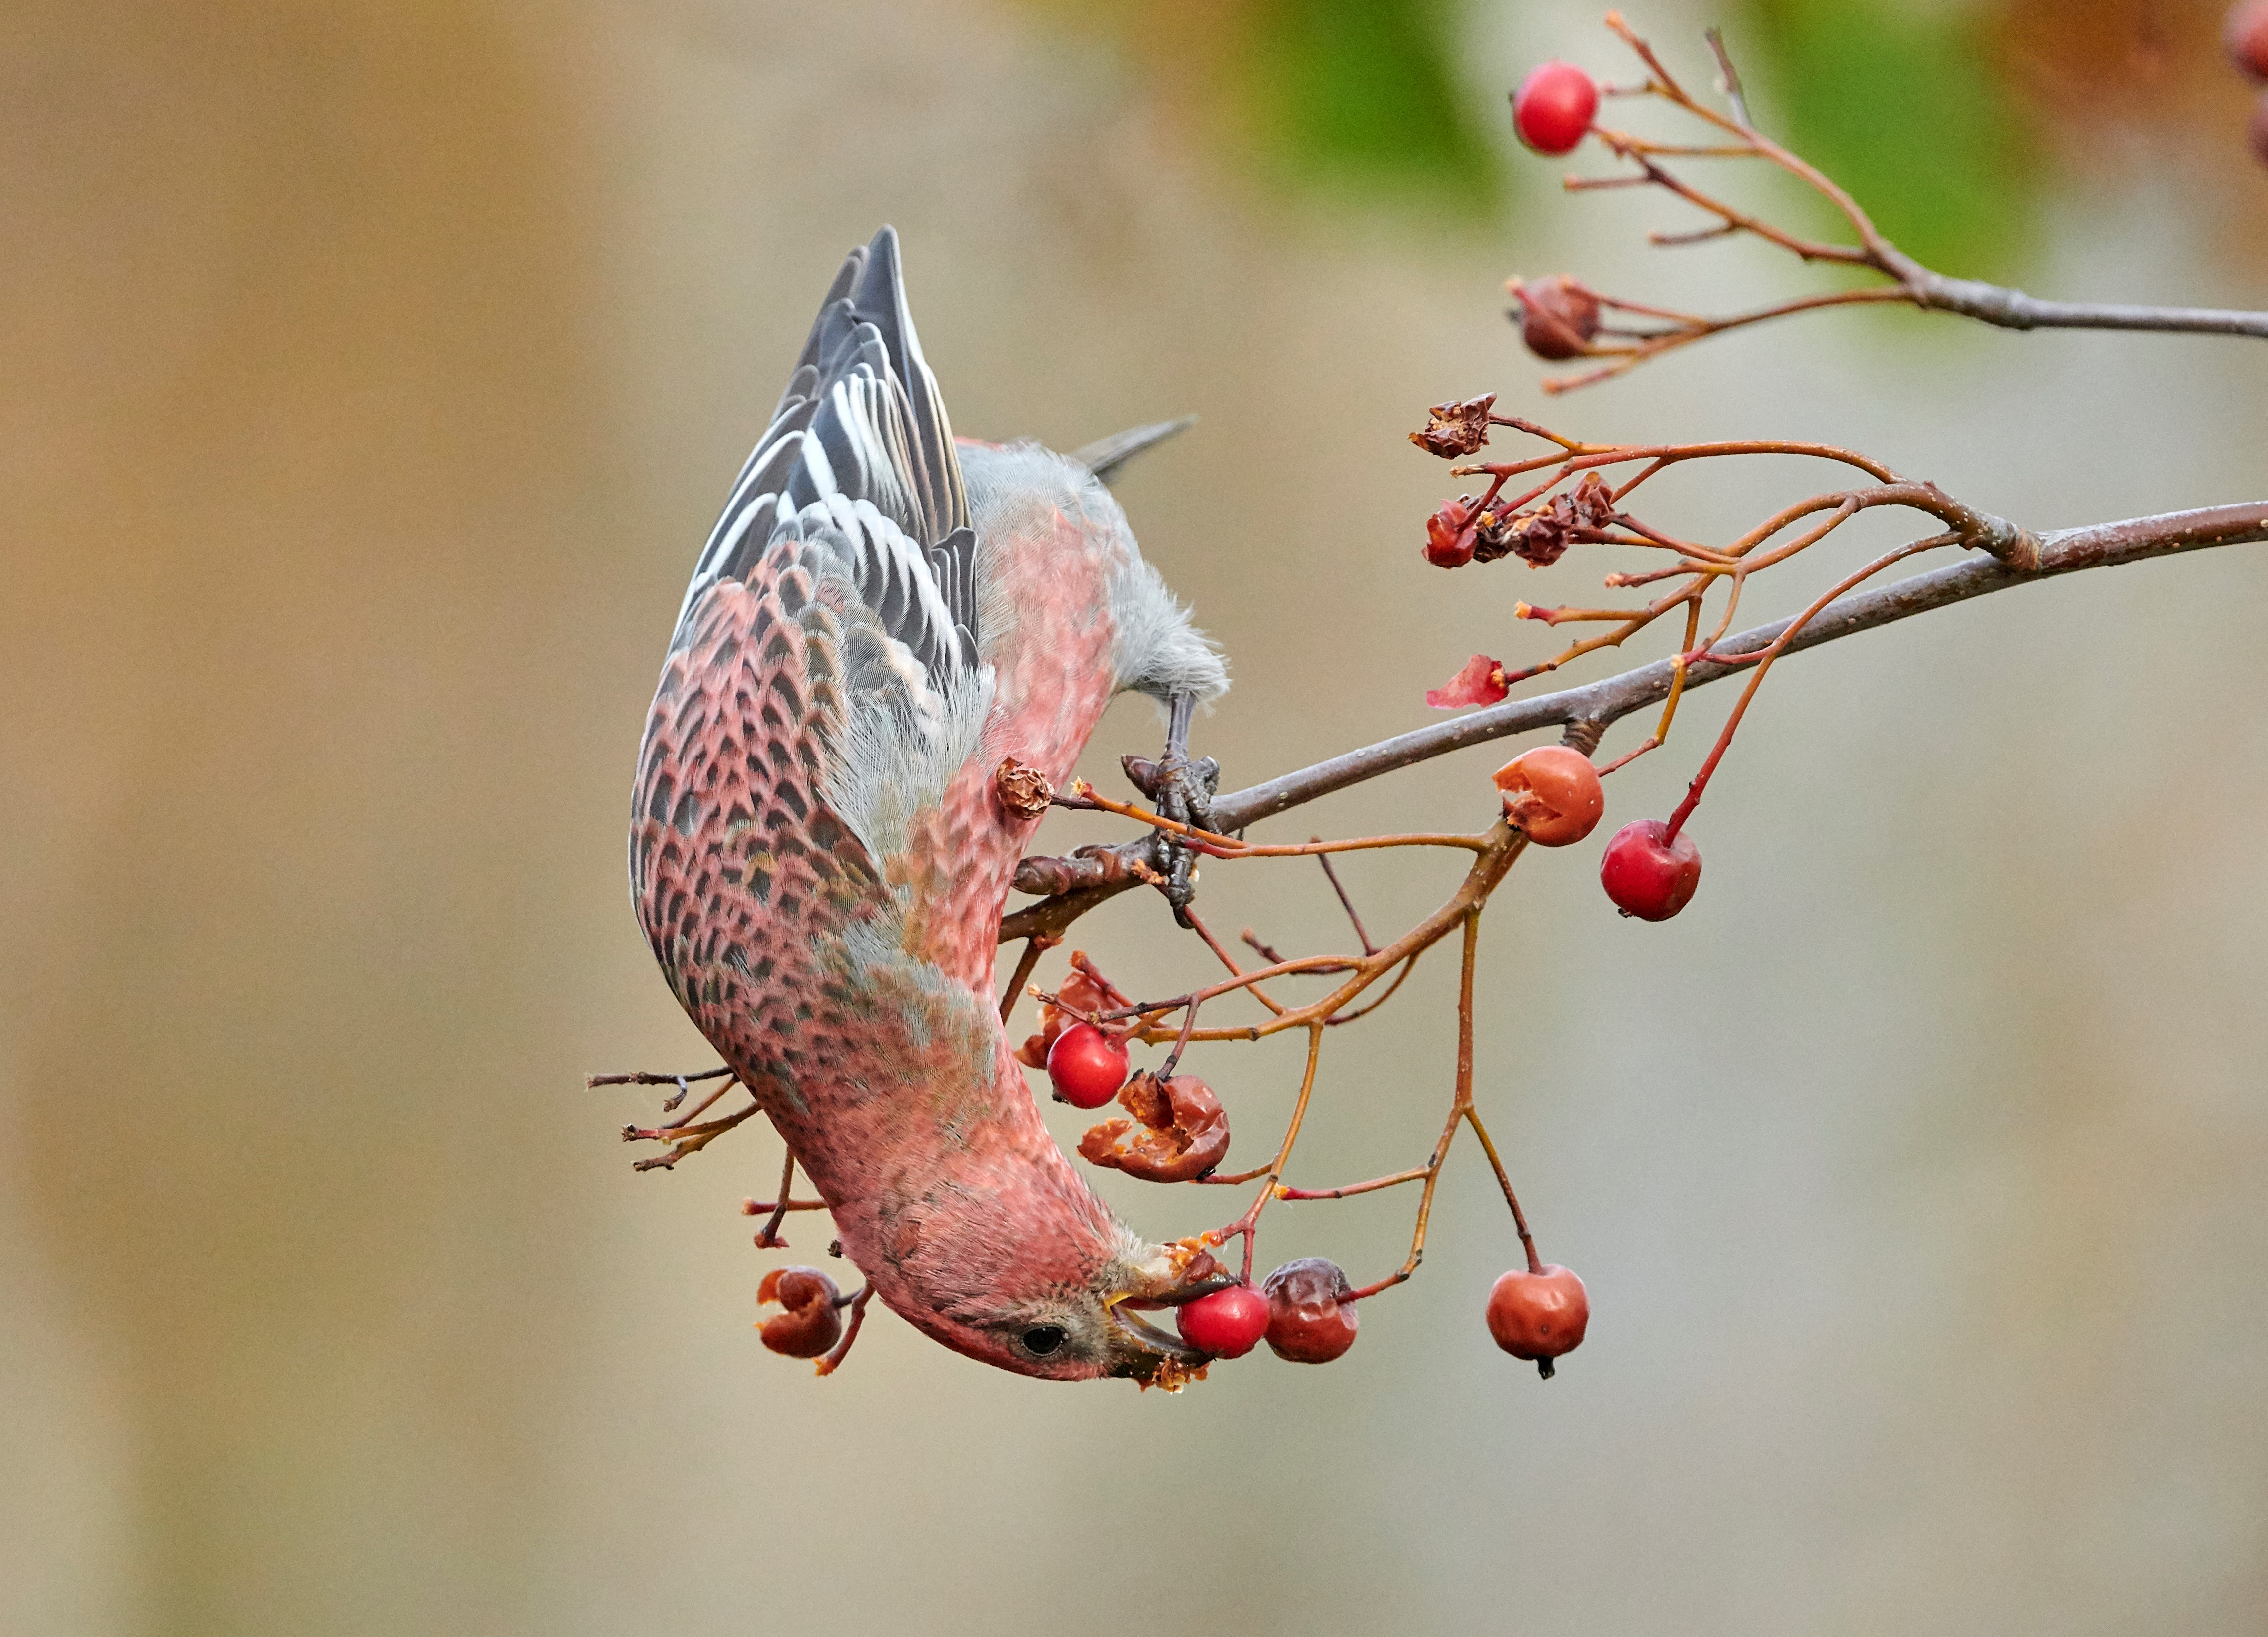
[1100, 1246, 1237, 1383]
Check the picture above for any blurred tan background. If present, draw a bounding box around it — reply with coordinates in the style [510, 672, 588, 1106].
[4, 1, 2266, 1633]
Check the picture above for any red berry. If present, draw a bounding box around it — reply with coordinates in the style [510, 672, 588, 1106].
[1046, 1022, 1129, 1109]
[1424, 499, 1477, 568]
[1485, 1264, 1589, 1372]
[1512, 62, 1598, 156]
[1017, 967, 1109, 1067]
[756, 1266, 843, 1358]
[1261, 1258, 1360, 1364]
[1600, 818, 1702, 921]
[1493, 745, 1604, 847]
[2227, 1, 2268, 79]
[1176, 1284, 1270, 1358]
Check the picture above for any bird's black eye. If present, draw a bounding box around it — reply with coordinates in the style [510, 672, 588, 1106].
[1021, 1324, 1067, 1356]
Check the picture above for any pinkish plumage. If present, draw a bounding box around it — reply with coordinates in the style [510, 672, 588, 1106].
[631, 228, 1226, 1380]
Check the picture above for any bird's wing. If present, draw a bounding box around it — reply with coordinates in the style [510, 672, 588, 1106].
[672, 226, 978, 684]
[655, 227, 993, 881]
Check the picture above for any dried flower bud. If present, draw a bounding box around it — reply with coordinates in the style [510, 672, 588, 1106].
[1472, 471, 1618, 569]
[1078, 1070, 1231, 1183]
[1408, 393, 1496, 459]
[1424, 498, 1478, 568]
[756, 1266, 844, 1358]
[995, 756, 1054, 820]
[1514, 276, 1601, 362]
[1425, 653, 1510, 710]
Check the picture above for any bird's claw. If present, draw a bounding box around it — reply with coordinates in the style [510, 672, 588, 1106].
[1126, 754, 1219, 924]
[1123, 691, 1222, 925]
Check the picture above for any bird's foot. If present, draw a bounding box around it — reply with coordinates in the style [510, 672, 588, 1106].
[1122, 692, 1222, 925]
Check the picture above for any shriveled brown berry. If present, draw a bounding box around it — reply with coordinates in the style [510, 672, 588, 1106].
[757, 1266, 844, 1358]
[1516, 276, 1601, 361]
[1078, 1070, 1230, 1182]
[994, 756, 1053, 820]
[1485, 1264, 1588, 1376]
[1409, 393, 1496, 458]
[1492, 745, 1604, 846]
[1262, 1258, 1360, 1364]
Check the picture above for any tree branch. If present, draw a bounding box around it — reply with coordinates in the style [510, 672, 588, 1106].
[998, 502, 2268, 942]
[1525, 15, 2268, 392]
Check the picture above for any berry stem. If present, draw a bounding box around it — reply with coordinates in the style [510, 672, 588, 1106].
[1466, 1104, 1543, 1276]
[1315, 844, 1379, 956]
[812, 1284, 874, 1378]
[1664, 533, 1944, 842]
[999, 935, 1050, 1024]
[750, 1149, 798, 1248]
[1344, 908, 1485, 1301]
[1274, 1166, 1431, 1202]
[1159, 996, 1202, 1079]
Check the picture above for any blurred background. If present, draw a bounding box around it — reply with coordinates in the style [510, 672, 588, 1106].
[4, 0, 2266, 1632]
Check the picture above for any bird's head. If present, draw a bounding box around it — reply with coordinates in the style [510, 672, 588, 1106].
[852, 1121, 1234, 1383]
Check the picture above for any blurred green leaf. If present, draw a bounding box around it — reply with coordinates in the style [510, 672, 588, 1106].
[1239, 0, 1499, 211]
[1739, 0, 2038, 277]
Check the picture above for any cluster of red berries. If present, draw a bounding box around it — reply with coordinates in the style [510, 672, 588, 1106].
[1492, 746, 1704, 921]
[1169, 1255, 1589, 1375]
[2231, 2, 2268, 167]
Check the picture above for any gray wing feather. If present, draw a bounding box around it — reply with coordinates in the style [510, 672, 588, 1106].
[674, 227, 977, 676]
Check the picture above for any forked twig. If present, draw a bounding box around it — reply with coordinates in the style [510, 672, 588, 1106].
[1510, 12, 2268, 392]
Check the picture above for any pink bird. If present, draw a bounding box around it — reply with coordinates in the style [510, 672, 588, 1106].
[630, 228, 1231, 1381]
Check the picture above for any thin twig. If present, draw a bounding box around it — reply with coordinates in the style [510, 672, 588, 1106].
[999, 501, 2268, 944]
[1532, 14, 2268, 393]
[751, 1150, 798, 1247]
[1315, 845, 1378, 956]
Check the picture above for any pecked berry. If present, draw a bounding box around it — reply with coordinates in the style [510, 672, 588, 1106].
[1600, 818, 1702, 920]
[1047, 1021, 1130, 1109]
[1485, 1264, 1589, 1375]
[2228, 1, 2268, 79]
[1176, 1284, 1271, 1358]
[757, 1266, 844, 1358]
[1261, 1258, 1360, 1364]
[1078, 1070, 1230, 1183]
[1512, 61, 1599, 156]
[1493, 745, 1605, 846]
[1517, 276, 1602, 361]
[1424, 499, 1478, 568]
